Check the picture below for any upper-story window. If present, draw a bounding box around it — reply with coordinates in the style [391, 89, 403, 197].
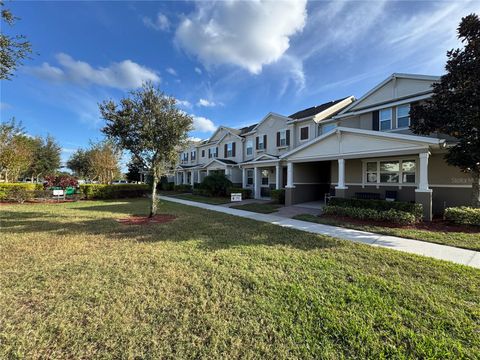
[208, 147, 218, 158]
[256, 135, 266, 150]
[320, 123, 336, 135]
[380, 108, 392, 130]
[397, 104, 410, 128]
[191, 150, 196, 161]
[201, 149, 205, 157]
[181, 152, 188, 163]
[246, 140, 253, 156]
[300, 126, 309, 141]
[277, 129, 287, 147]
[225, 142, 235, 157]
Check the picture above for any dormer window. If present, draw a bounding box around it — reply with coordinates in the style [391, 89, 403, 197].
[380, 108, 392, 130]
[397, 104, 410, 128]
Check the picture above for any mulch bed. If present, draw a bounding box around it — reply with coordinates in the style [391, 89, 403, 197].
[321, 214, 480, 233]
[116, 214, 177, 225]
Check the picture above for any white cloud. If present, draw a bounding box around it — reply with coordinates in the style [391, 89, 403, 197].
[176, 99, 192, 108]
[188, 136, 203, 142]
[196, 98, 218, 107]
[194, 67, 202, 75]
[143, 13, 170, 31]
[175, 0, 307, 74]
[62, 147, 77, 154]
[166, 67, 177, 76]
[28, 53, 160, 89]
[192, 115, 217, 133]
[0, 102, 11, 110]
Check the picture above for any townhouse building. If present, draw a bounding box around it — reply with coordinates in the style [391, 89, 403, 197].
[174, 73, 473, 220]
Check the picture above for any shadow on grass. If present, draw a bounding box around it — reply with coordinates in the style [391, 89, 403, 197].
[0, 200, 340, 252]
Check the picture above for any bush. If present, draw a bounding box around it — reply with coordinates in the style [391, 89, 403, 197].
[159, 182, 174, 191]
[173, 184, 192, 193]
[0, 183, 43, 202]
[198, 174, 232, 197]
[227, 187, 252, 200]
[444, 207, 480, 226]
[329, 197, 423, 220]
[270, 189, 285, 204]
[80, 184, 150, 199]
[323, 205, 417, 225]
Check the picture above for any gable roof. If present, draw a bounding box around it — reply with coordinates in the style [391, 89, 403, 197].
[288, 97, 351, 120]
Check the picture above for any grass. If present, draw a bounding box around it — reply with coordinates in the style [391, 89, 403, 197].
[167, 193, 231, 205]
[231, 202, 283, 213]
[0, 199, 479, 359]
[293, 214, 480, 251]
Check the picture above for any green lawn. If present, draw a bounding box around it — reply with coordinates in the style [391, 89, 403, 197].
[293, 214, 480, 251]
[231, 202, 283, 213]
[1, 199, 479, 359]
[168, 193, 231, 205]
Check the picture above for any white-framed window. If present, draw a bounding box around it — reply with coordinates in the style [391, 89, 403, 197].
[191, 150, 196, 160]
[364, 159, 416, 184]
[279, 129, 287, 147]
[247, 169, 254, 185]
[246, 140, 253, 156]
[226, 143, 233, 157]
[258, 135, 265, 150]
[397, 104, 410, 129]
[261, 169, 269, 185]
[320, 123, 337, 135]
[208, 147, 217, 158]
[300, 126, 309, 141]
[181, 152, 188, 163]
[380, 108, 392, 131]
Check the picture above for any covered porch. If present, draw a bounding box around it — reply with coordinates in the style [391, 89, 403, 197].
[281, 127, 445, 220]
[240, 155, 285, 200]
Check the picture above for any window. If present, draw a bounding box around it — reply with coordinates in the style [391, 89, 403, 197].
[258, 136, 265, 150]
[380, 108, 392, 130]
[364, 159, 416, 184]
[226, 143, 233, 157]
[397, 104, 410, 128]
[181, 152, 188, 163]
[278, 130, 287, 147]
[380, 161, 399, 183]
[247, 169, 254, 185]
[320, 123, 336, 135]
[261, 169, 269, 185]
[300, 126, 309, 140]
[201, 149, 205, 157]
[208, 147, 217, 158]
[402, 160, 416, 183]
[366, 162, 378, 183]
[246, 140, 253, 156]
[191, 150, 196, 160]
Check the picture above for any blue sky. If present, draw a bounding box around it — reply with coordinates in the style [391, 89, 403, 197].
[1, 0, 478, 166]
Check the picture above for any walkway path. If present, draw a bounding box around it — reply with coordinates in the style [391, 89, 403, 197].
[159, 196, 480, 269]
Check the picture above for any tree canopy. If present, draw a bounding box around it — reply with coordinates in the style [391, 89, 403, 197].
[410, 13, 480, 207]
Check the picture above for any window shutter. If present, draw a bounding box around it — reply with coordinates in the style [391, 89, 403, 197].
[186, 153, 189, 161]
[372, 110, 379, 131]
[215, 147, 218, 157]
[256, 136, 259, 150]
[263, 135, 267, 148]
[286, 130, 291, 146]
[224, 144, 228, 158]
[276, 132, 280, 147]
[202, 150, 205, 157]
[232, 142, 236, 157]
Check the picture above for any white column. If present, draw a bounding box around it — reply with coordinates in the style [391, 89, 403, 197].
[206, 169, 211, 176]
[225, 167, 231, 180]
[242, 168, 247, 188]
[417, 152, 430, 191]
[286, 162, 294, 188]
[335, 158, 347, 189]
[190, 171, 194, 187]
[183, 171, 188, 184]
[196, 170, 201, 184]
[254, 167, 261, 199]
[275, 164, 281, 190]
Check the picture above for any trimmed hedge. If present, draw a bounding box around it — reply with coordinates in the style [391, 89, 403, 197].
[0, 183, 43, 201]
[227, 187, 252, 199]
[173, 184, 192, 193]
[444, 207, 480, 226]
[80, 184, 150, 199]
[159, 181, 174, 191]
[323, 205, 417, 225]
[270, 189, 285, 204]
[329, 197, 423, 220]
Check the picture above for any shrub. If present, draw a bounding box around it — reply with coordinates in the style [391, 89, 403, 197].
[80, 184, 150, 199]
[0, 183, 43, 202]
[8, 187, 32, 203]
[323, 205, 417, 225]
[44, 174, 78, 189]
[173, 184, 192, 193]
[329, 197, 423, 220]
[444, 207, 480, 226]
[198, 174, 232, 197]
[270, 189, 285, 204]
[159, 181, 174, 191]
[227, 187, 252, 200]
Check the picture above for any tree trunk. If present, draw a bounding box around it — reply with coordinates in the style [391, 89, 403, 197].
[472, 171, 480, 208]
[149, 167, 158, 218]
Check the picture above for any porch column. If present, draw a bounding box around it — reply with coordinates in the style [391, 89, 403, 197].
[286, 162, 294, 188]
[285, 162, 295, 206]
[206, 169, 211, 176]
[225, 167, 231, 180]
[190, 171, 194, 187]
[254, 167, 261, 199]
[183, 171, 188, 185]
[196, 170, 201, 184]
[242, 168, 247, 188]
[415, 152, 433, 221]
[335, 158, 347, 198]
[275, 164, 281, 190]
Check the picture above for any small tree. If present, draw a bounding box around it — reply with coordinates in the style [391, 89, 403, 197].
[27, 135, 61, 182]
[410, 13, 480, 207]
[126, 156, 148, 183]
[100, 82, 193, 217]
[67, 149, 91, 179]
[88, 140, 121, 184]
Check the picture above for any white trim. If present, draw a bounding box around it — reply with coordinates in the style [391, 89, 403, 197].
[379, 108, 392, 131]
[287, 96, 355, 123]
[243, 112, 291, 135]
[278, 128, 288, 147]
[396, 103, 411, 129]
[361, 157, 418, 187]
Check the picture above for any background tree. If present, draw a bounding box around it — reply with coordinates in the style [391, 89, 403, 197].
[67, 149, 91, 179]
[100, 82, 193, 217]
[410, 13, 480, 207]
[126, 156, 148, 183]
[88, 140, 121, 184]
[26, 135, 61, 182]
[1, 1, 33, 79]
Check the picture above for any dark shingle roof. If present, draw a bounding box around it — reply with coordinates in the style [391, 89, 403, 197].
[288, 97, 350, 120]
[238, 124, 257, 135]
[216, 159, 237, 165]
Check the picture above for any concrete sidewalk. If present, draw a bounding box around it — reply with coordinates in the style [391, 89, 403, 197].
[159, 196, 480, 269]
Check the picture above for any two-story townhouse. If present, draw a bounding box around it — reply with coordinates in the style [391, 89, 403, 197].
[281, 73, 471, 220]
